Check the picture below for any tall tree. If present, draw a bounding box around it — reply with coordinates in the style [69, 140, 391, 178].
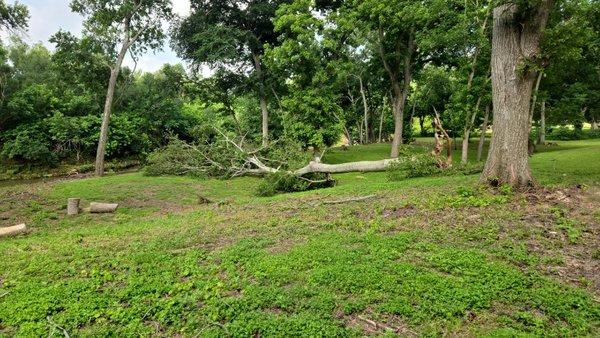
[0, 0, 28, 33]
[71, 0, 173, 176]
[481, 0, 554, 187]
[172, 0, 288, 146]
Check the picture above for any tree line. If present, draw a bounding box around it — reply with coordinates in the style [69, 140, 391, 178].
[0, 0, 598, 187]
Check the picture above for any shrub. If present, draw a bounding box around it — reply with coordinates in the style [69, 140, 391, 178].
[387, 153, 442, 181]
[547, 127, 584, 141]
[256, 172, 335, 197]
[144, 139, 206, 177]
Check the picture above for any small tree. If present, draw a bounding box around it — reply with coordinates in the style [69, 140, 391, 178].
[71, 0, 173, 176]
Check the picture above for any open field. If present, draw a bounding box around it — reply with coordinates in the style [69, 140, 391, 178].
[1, 139, 599, 336]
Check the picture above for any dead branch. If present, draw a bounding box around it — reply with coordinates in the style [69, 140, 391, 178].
[321, 194, 377, 205]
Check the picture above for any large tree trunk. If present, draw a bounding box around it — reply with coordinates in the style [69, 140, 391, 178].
[477, 105, 490, 162]
[481, 1, 553, 187]
[252, 53, 269, 147]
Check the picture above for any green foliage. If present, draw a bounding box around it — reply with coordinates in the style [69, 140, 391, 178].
[547, 126, 585, 141]
[256, 172, 334, 197]
[387, 153, 443, 181]
[144, 139, 206, 178]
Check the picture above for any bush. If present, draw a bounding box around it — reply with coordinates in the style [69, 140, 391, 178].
[387, 153, 442, 181]
[144, 139, 206, 177]
[256, 172, 335, 197]
[547, 127, 584, 141]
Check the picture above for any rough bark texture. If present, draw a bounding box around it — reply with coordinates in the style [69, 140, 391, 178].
[67, 198, 80, 216]
[0, 223, 26, 237]
[477, 105, 490, 161]
[481, 2, 553, 187]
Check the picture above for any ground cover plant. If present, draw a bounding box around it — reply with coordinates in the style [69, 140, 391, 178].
[1, 140, 599, 336]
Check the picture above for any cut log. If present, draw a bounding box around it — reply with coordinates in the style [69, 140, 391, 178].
[67, 198, 80, 215]
[0, 223, 27, 237]
[89, 202, 119, 213]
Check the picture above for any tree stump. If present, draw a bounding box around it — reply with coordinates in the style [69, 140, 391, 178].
[67, 198, 80, 215]
[0, 224, 27, 237]
[89, 202, 119, 213]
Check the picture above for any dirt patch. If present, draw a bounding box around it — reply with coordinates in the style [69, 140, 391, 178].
[515, 186, 600, 296]
[382, 204, 417, 219]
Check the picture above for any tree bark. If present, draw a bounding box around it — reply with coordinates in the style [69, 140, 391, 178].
[0, 223, 26, 237]
[378, 100, 384, 143]
[90, 202, 119, 213]
[379, 28, 414, 158]
[95, 37, 129, 176]
[461, 97, 482, 164]
[481, 1, 553, 187]
[592, 117, 598, 130]
[252, 52, 269, 147]
[358, 75, 369, 144]
[477, 105, 490, 162]
[539, 100, 546, 144]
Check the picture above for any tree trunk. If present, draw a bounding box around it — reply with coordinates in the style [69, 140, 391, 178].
[252, 53, 269, 147]
[95, 58, 126, 176]
[90, 202, 119, 213]
[95, 17, 132, 177]
[419, 116, 425, 136]
[378, 101, 384, 143]
[481, 2, 553, 187]
[461, 97, 482, 164]
[379, 28, 414, 158]
[539, 100, 546, 144]
[530, 71, 543, 120]
[592, 117, 598, 130]
[358, 76, 369, 144]
[477, 105, 490, 161]
[0, 223, 26, 237]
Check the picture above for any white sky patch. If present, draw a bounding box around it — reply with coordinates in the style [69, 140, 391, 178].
[8, 0, 192, 73]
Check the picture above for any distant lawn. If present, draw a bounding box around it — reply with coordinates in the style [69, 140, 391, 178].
[0, 140, 599, 336]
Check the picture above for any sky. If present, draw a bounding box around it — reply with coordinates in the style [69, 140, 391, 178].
[16, 0, 191, 72]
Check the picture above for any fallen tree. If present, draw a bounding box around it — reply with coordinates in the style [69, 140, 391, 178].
[145, 130, 409, 180]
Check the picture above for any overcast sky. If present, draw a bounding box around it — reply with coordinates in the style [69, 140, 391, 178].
[17, 0, 191, 72]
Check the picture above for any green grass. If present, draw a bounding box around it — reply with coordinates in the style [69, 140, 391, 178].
[0, 139, 599, 336]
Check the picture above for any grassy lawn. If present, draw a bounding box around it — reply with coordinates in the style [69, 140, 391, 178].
[0, 140, 599, 336]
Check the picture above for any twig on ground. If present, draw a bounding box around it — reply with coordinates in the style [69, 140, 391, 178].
[321, 194, 377, 205]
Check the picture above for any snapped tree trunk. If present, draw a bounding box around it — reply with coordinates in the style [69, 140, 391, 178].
[481, 1, 553, 187]
[477, 105, 490, 161]
[252, 52, 269, 147]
